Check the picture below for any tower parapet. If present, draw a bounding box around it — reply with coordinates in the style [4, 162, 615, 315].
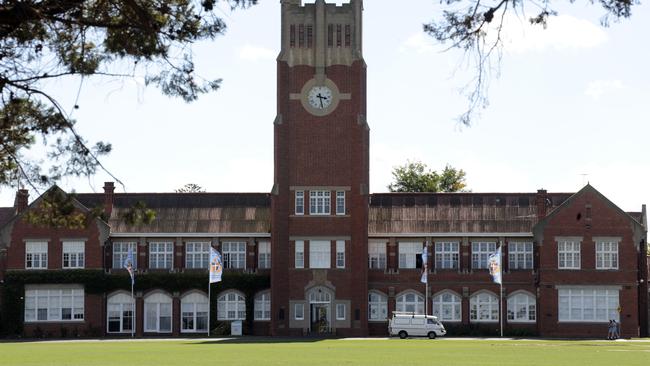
[280, 0, 363, 68]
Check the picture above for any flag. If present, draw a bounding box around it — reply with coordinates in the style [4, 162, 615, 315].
[488, 246, 502, 285]
[420, 245, 428, 284]
[123, 247, 135, 286]
[209, 247, 223, 283]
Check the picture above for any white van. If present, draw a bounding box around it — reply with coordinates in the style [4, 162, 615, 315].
[388, 312, 446, 339]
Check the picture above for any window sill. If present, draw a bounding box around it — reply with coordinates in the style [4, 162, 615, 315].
[25, 320, 85, 324]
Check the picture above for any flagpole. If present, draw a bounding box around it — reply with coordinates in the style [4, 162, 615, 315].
[500, 242, 503, 338]
[131, 281, 135, 338]
[207, 280, 211, 338]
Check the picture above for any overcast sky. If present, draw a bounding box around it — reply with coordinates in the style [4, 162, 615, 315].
[1, 0, 648, 213]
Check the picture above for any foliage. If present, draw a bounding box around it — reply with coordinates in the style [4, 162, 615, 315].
[388, 161, 467, 193]
[119, 200, 157, 225]
[0, 0, 256, 191]
[22, 188, 90, 229]
[175, 183, 206, 193]
[424, 0, 639, 125]
[0, 269, 269, 336]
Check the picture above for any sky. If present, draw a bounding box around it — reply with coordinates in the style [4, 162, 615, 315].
[1, 0, 648, 213]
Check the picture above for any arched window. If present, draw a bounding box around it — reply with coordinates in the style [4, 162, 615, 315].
[396, 291, 424, 314]
[144, 292, 172, 332]
[254, 291, 271, 321]
[308, 287, 332, 303]
[368, 291, 387, 321]
[181, 292, 208, 332]
[432, 291, 461, 322]
[107, 292, 134, 333]
[507, 292, 536, 322]
[217, 291, 246, 320]
[470, 292, 499, 322]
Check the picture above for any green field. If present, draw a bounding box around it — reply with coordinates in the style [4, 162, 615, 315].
[1, 338, 649, 366]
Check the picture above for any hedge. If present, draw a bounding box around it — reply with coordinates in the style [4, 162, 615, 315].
[0, 270, 270, 337]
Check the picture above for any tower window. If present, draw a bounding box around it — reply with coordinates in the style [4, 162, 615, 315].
[298, 24, 304, 47]
[290, 24, 296, 48]
[336, 24, 342, 47]
[345, 25, 351, 47]
[309, 190, 331, 215]
[306, 25, 313, 48]
[327, 24, 334, 47]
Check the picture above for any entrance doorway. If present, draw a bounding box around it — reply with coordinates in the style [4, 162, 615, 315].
[310, 304, 330, 334]
[307, 287, 333, 334]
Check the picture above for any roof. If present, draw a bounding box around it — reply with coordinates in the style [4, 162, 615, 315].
[0, 207, 14, 228]
[75, 193, 272, 235]
[368, 192, 573, 235]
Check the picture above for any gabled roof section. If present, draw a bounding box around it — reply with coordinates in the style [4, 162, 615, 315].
[368, 191, 572, 235]
[0, 207, 14, 228]
[0, 185, 110, 232]
[75, 192, 271, 235]
[533, 184, 645, 234]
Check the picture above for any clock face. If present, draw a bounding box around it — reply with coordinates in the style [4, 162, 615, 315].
[307, 86, 333, 110]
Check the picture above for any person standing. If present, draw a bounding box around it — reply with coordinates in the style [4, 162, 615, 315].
[607, 320, 615, 340]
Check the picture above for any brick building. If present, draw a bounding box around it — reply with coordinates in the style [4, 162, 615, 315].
[0, 0, 647, 338]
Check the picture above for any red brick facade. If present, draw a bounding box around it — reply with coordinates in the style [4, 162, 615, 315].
[0, 0, 647, 339]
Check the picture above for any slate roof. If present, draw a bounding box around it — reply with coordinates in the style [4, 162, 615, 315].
[2, 189, 642, 237]
[368, 192, 573, 235]
[0, 207, 14, 228]
[75, 193, 271, 235]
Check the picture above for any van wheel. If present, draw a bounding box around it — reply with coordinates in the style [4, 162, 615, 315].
[428, 332, 437, 339]
[398, 331, 408, 339]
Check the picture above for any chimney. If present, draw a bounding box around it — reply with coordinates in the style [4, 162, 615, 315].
[103, 182, 115, 217]
[14, 189, 29, 213]
[535, 189, 548, 219]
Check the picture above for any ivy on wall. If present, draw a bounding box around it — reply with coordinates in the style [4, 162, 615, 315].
[0, 270, 270, 337]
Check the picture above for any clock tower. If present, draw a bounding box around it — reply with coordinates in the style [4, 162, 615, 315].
[271, 0, 369, 336]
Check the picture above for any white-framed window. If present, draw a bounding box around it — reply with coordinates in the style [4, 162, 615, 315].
[24, 285, 84, 322]
[470, 292, 499, 322]
[595, 240, 619, 270]
[558, 239, 581, 269]
[507, 292, 536, 322]
[113, 242, 137, 269]
[295, 240, 304, 268]
[336, 240, 345, 268]
[435, 241, 459, 269]
[217, 291, 246, 320]
[144, 292, 172, 333]
[336, 191, 345, 215]
[181, 292, 208, 333]
[309, 190, 331, 215]
[222, 241, 246, 269]
[508, 242, 533, 270]
[336, 303, 346, 320]
[432, 291, 462, 322]
[258, 241, 271, 269]
[149, 242, 173, 269]
[558, 287, 619, 322]
[398, 242, 422, 269]
[368, 291, 388, 321]
[294, 303, 304, 320]
[396, 291, 424, 314]
[62, 241, 85, 269]
[471, 242, 497, 269]
[295, 190, 304, 215]
[368, 241, 387, 269]
[185, 242, 210, 269]
[107, 292, 134, 333]
[254, 291, 271, 321]
[309, 240, 331, 269]
[25, 241, 48, 269]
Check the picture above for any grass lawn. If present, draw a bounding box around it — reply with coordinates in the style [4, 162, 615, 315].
[1, 338, 649, 366]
